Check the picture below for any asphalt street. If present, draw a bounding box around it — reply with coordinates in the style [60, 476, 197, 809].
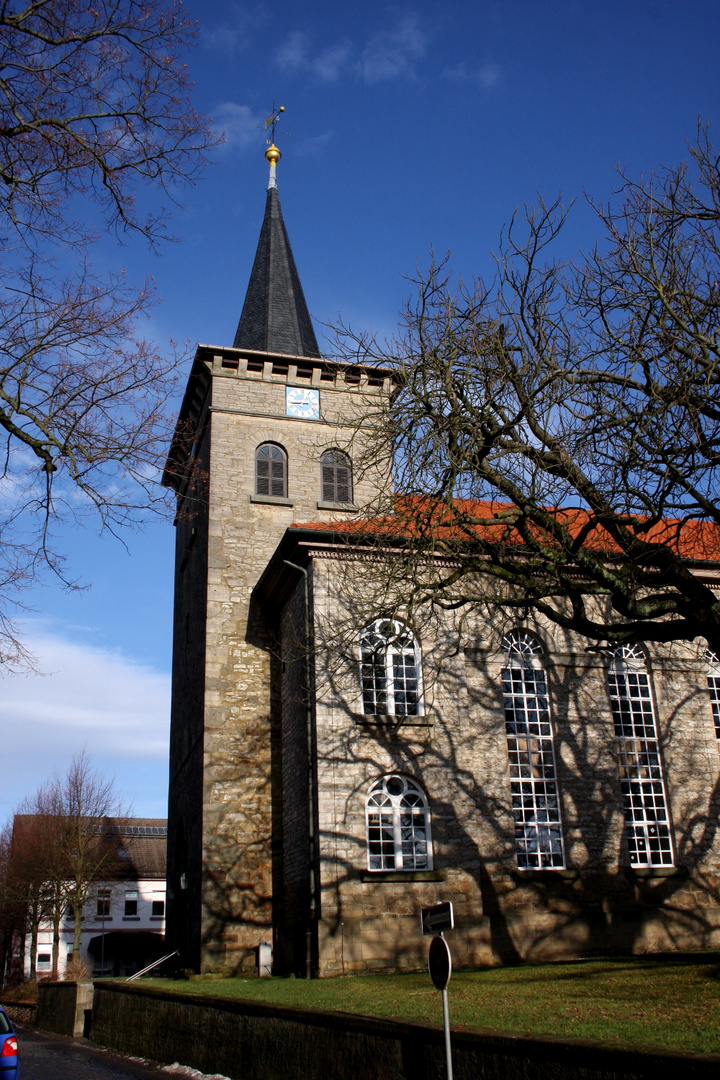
[12, 1022, 212, 1080]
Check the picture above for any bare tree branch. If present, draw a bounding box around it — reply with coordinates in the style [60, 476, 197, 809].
[331, 128, 720, 655]
[0, 0, 217, 667]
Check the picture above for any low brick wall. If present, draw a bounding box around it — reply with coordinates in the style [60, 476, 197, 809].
[37, 981, 93, 1037]
[91, 981, 720, 1080]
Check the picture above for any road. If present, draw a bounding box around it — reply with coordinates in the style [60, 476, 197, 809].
[13, 1022, 228, 1080]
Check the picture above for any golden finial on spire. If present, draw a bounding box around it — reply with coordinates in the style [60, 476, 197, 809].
[263, 102, 286, 190]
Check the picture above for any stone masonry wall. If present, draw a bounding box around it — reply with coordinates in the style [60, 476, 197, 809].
[173, 353, 391, 973]
[278, 572, 313, 974]
[309, 555, 720, 974]
[167, 396, 211, 971]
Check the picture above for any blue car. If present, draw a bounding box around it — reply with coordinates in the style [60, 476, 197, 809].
[0, 1007, 18, 1079]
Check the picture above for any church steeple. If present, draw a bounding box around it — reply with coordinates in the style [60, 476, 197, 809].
[233, 142, 321, 358]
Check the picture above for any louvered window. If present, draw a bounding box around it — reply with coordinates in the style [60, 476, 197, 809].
[256, 443, 287, 498]
[321, 450, 352, 504]
[501, 631, 565, 869]
[607, 644, 673, 866]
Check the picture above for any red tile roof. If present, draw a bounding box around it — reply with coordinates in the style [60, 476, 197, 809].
[293, 496, 720, 563]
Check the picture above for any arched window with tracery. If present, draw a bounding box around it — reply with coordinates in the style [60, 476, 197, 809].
[705, 648, 720, 741]
[255, 443, 287, 498]
[321, 449, 352, 504]
[502, 630, 565, 869]
[360, 620, 422, 716]
[607, 643, 673, 866]
[365, 774, 433, 871]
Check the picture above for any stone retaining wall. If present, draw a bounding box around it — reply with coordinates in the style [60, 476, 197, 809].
[37, 980, 93, 1037]
[90, 981, 720, 1080]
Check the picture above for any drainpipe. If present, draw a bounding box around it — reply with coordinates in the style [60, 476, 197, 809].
[283, 560, 317, 978]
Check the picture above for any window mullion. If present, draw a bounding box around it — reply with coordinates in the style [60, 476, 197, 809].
[386, 646, 395, 715]
[393, 806, 404, 870]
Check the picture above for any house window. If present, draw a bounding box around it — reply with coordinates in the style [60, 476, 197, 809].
[321, 449, 352, 503]
[36, 954, 51, 971]
[96, 890, 111, 918]
[366, 775, 433, 871]
[706, 648, 720, 741]
[360, 619, 422, 716]
[607, 643, 673, 866]
[502, 630, 565, 869]
[151, 900, 165, 918]
[255, 443, 287, 497]
[124, 891, 138, 917]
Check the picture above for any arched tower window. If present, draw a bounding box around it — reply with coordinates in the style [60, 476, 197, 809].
[360, 620, 422, 716]
[365, 774, 433, 871]
[501, 630, 565, 869]
[607, 643, 673, 866]
[255, 443, 287, 498]
[321, 449, 352, 504]
[705, 648, 720, 741]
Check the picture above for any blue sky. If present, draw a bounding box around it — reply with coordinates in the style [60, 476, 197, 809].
[2, 0, 719, 823]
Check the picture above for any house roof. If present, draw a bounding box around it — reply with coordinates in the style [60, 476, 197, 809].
[11, 815, 167, 882]
[232, 183, 320, 358]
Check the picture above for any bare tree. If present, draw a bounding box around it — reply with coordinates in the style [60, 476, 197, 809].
[3, 751, 127, 979]
[0, 0, 216, 668]
[333, 128, 720, 654]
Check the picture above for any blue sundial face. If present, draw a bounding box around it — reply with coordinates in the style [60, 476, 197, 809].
[286, 386, 320, 419]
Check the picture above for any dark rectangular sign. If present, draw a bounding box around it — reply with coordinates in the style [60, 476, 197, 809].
[420, 901, 454, 936]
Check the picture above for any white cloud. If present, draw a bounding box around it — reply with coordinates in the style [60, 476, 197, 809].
[443, 61, 503, 88]
[276, 30, 352, 82]
[1, 623, 170, 824]
[296, 130, 335, 158]
[360, 14, 427, 84]
[274, 15, 428, 86]
[276, 29, 309, 72]
[211, 103, 263, 153]
[201, 5, 268, 56]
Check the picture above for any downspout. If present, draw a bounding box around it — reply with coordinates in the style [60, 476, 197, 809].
[283, 560, 317, 978]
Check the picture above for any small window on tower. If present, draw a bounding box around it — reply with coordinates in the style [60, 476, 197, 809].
[256, 443, 287, 498]
[321, 450, 352, 504]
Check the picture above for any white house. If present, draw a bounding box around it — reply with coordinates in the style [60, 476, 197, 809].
[28, 819, 167, 979]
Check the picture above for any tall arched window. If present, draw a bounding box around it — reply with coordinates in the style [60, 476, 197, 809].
[255, 443, 287, 498]
[502, 630, 565, 869]
[607, 643, 673, 866]
[365, 774, 433, 871]
[321, 449, 352, 504]
[705, 648, 720, 741]
[360, 620, 422, 716]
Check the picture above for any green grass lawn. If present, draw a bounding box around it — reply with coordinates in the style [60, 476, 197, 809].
[143, 952, 720, 1056]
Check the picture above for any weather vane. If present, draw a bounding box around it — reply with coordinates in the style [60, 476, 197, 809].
[264, 101, 289, 145]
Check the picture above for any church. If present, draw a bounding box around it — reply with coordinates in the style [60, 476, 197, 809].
[163, 140, 720, 977]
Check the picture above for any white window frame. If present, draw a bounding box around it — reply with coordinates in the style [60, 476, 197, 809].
[365, 774, 433, 871]
[706, 648, 720, 743]
[359, 619, 423, 716]
[501, 630, 566, 869]
[607, 643, 673, 867]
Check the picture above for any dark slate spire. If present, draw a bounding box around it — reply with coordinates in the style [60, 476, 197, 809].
[233, 143, 320, 357]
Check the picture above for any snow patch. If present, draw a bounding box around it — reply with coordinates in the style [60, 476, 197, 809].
[161, 1065, 233, 1080]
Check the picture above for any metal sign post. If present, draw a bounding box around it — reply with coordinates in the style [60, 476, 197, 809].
[422, 903, 454, 1080]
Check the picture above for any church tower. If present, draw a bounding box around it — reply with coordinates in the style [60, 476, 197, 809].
[163, 140, 393, 973]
